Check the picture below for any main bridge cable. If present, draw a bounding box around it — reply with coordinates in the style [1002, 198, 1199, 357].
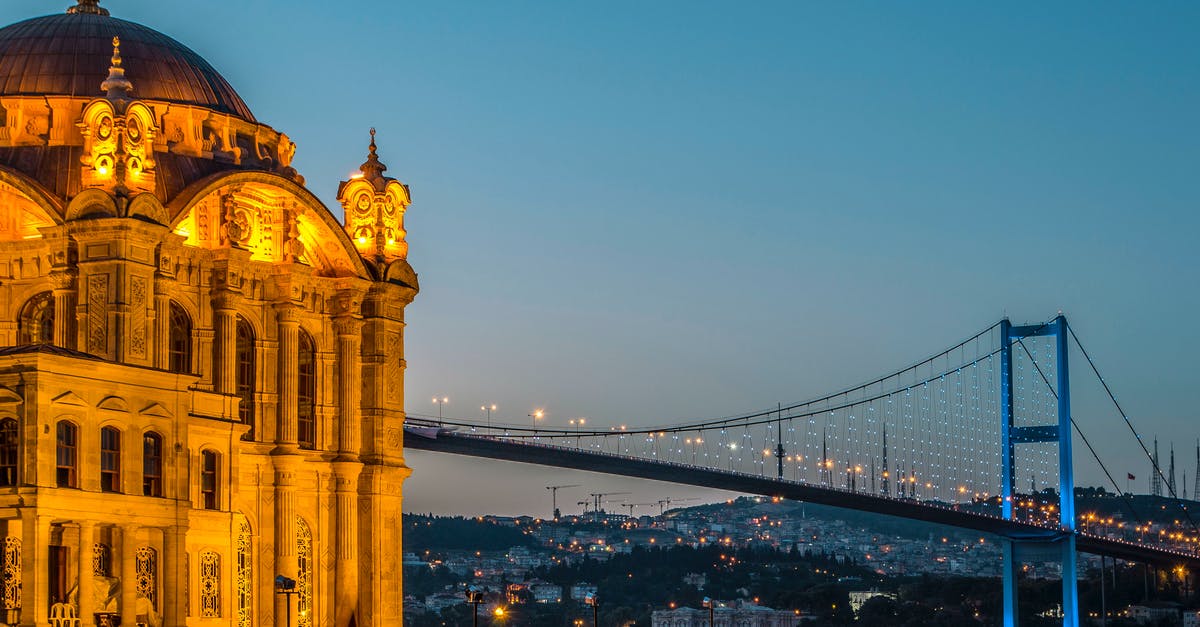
[423, 321, 1004, 437]
[1013, 337, 1147, 532]
[420, 347, 1004, 439]
[1065, 320, 1200, 536]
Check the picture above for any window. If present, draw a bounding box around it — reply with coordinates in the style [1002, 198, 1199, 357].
[143, 432, 163, 497]
[93, 543, 112, 577]
[136, 546, 158, 609]
[235, 318, 255, 440]
[168, 302, 193, 374]
[236, 520, 252, 627]
[200, 451, 218, 510]
[17, 292, 54, 345]
[55, 421, 77, 488]
[296, 516, 313, 627]
[100, 426, 121, 493]
[199, 550, 220, 617]
[297, 331, 316, 450]
[0, 419, 16, 487]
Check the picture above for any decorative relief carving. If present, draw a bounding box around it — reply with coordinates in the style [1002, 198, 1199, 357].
[87, 273, 108, 354]
[130, 275, 148, 358]
[386, 332, 402, 403]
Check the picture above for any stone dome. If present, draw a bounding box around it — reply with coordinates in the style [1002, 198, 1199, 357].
[0, 3, 255, 121]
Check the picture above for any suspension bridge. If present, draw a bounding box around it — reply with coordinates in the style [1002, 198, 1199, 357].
[404, 315, 1198, 627]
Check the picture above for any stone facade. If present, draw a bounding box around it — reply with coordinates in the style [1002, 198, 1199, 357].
[0, 2, 418, 627]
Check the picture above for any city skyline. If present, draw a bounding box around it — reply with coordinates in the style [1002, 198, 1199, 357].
[3, 0, 1194, 516]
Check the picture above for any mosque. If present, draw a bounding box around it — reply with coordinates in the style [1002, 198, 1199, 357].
[0, 1, 417, 626]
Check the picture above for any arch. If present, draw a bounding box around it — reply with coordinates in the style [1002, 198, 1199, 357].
[235, 317, 255, 440]
[297, 329, 316, 450]
[199, 449, 220, 510]
[167, 171, 369, 278]
[142, 431, 163, 497]
[55, 420, 78, 488]
[64, 188, 119, 221]
[0, 165, 64, 225]
[99, 425, 121, 493]
[167, 301, 193, 374]
[17, 291, 54, 345]
[0, 418, 16, 487]
[127, 193, 168, 225]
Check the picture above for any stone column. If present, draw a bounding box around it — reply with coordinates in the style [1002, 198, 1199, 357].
[213, 295, 239, 396]
[153, 275, 172, 370]
[335, 316, 363, 456]
[120, 525, 139, 627]
[19, 513, 50, 627]
[275, 304, 300, 448]
[273, 458, 299, 627]
[332, 462, 361, 627]
[162, 526, 183, 627]
[50, 269, 75, 349]
[77, 521, 95, 627]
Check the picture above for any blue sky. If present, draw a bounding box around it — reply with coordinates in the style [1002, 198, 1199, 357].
[5, 1, 1198, 515]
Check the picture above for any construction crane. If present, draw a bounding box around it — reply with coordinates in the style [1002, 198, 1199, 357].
[588, 492, 631, 513]
[546, 484, 581, 520]
[620, 503, 656, 518]
[657, 497, 701, 515]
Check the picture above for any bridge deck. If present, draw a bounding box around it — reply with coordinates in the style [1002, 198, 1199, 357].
[404, 427, 1200, 569]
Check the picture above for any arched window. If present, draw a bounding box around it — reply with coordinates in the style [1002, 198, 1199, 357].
[235, 317, 255, 440]
[100, 426, 121, 493]
[168, 302, 193, 374]
[297, 331, 316, 450]
[236, 519, 252, 627]
[17, 292, 54, 345]
[55, 421, 77, 488]
[296, 516, 313, 627]
[199, 550, 220, 617]
[0, 419, 16, 487]
[200, 450, 219, 510]
[143, 432, 163, 497]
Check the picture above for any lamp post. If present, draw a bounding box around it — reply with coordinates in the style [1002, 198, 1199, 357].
[466, 586, 484, 627]
[585, 592, 599, 626]
[481, 404, 496, 431]
[433, 396, 448, 424]
[275, 575, 298, 627]
[529, 409, 544, 429]
[702, 597, 715, 627]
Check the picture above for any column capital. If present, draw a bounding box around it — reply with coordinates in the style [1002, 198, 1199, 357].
[211, 289, 242, 313]
[334, 315, 364, 337]
[274, 301, 303, 325]
[49, 268, 77, 292]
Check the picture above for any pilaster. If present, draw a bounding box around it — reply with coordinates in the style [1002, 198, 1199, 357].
[77, 520, 95, 627]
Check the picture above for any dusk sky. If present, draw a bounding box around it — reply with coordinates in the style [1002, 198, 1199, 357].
[5, 1, 1197, 517]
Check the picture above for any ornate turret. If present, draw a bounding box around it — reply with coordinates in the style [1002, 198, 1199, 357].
[100, 36, 133, 101]
[338, 129, 412, 262]
[66, 0, 110, 16]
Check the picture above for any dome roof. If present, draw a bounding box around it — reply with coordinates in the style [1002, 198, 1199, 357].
[0, 5, 255, 121]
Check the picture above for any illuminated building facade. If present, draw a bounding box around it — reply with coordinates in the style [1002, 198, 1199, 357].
[0, 2, 418, 626]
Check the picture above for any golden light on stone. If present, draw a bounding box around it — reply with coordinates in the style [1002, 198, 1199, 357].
[0, 1, 420, 624]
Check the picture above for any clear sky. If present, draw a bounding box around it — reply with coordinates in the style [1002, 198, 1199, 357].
[5, 1, 1197, 517]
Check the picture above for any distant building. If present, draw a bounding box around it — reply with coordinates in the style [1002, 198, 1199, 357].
[848, 589, 896, 615]
[529, 581, 564, 604]
[1127, 604, 1181, 624]
[570, 583, 598, 601]
[652, 603, 801, 627]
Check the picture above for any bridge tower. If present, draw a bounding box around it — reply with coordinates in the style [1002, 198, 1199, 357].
[1000, 315, 1077, 627]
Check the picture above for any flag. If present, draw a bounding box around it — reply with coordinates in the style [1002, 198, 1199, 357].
[1127, 473, 1136, 481]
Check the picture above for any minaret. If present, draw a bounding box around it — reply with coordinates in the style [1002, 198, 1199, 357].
[1194, 440, 1199, 500]
[881, 424, 890, 497]
[1169, 444, 1177, 497]
[870, 458, 876, 495]
[1152, 438, 1163, 497]
[821, 428, 829, 486]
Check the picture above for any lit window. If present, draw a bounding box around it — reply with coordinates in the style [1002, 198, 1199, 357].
[297, 331, 316, 450]
[236, 318, 255, 440]
[168, 302, 192, 374]
[18, 292, 54, 345]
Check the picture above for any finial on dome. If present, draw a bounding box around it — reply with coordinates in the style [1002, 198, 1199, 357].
[100, 36, 134, 100]
[67, 0, 110, 16]
[359, 127, 388, 183]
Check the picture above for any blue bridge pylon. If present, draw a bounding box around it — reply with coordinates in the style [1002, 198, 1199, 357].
[1001, 315, 1077, 627]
